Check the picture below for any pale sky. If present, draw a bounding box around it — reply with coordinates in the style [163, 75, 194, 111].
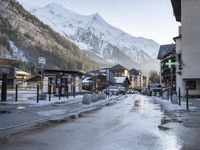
[18, 0, 180, 45]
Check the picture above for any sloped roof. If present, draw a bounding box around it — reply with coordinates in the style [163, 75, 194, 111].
[82, 77, 92, 83]
[114, 76, 130, 84]
[16, 69, 31, 76]
[157, 44, 175, 60]
[173, 35, 182, 42]
[87, 68, 107, 77]
[110, 64, 127, 71]
[130, 68, 139, 76]
[44, 69, 84, 75]
[25, 75, 41, 82]
[171, 0, 181, 22]
[114, 77, 126, 84]
[0, 57, 20, 66]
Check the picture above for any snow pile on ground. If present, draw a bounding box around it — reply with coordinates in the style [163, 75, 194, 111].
[152, 97, 197, 112]
[1, 95, 83, 106]
[37, 109, 67, 117]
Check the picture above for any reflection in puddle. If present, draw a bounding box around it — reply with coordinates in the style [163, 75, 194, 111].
[161, 116, 183, 125]
[130, 99, 144, 112]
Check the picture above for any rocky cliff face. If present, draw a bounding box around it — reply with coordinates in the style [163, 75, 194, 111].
[0, 0, 97, 73]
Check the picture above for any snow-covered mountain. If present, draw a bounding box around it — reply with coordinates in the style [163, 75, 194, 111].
[3, 41, 28, 62]
[29, 3, 160, 73]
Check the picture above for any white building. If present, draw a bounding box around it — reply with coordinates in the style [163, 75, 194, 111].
[171, 0, 200, 97]
[129, 68, 146, 90]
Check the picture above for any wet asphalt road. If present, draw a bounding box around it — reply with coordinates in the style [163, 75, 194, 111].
[0, 95, 183, 150]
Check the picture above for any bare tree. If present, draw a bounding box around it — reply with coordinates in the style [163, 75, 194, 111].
[149, 70, 160, 83]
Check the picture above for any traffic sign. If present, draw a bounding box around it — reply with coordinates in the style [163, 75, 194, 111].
[38, 57, 46, 65]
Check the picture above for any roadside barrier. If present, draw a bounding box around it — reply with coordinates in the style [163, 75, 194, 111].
[1, 83, 92, 103]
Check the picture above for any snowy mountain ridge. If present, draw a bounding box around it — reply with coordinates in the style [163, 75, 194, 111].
[29, 3, 160, 73]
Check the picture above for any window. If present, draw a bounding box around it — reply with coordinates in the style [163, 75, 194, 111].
[178, 53, 182, 70]
[186, 80, 196, 90]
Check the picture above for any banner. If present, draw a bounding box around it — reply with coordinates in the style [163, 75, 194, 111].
[106, 69, 113, 82]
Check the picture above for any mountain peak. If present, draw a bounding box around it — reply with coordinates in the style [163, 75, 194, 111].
[89, 12, 105, 23]
[92, 13, 101, 17]
[46, 2, 64, 8]
[45, 2, 74, 13]
[40, 2, 77, 17]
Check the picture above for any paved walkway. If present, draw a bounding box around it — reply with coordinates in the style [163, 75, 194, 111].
[0, 95, 121, 138]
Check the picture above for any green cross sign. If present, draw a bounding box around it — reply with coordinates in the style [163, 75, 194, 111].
[165, 59, 175, 69]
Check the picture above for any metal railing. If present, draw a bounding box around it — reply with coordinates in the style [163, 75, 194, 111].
[0, 83, 92, 103]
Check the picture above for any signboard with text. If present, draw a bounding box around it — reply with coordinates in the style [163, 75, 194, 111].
[38, 57, 46, 65]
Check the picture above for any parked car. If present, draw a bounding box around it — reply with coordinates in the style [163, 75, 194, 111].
[147, 83, 162, 96]
[103, 86, 119, 95]
[109, 88, 119, 95]
[127, 90, 140, 94]
[118, 87, 126, 95]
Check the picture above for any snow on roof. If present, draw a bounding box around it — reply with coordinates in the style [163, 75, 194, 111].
[157, 44, 175, 60]
[114, 77, 126, 84]
[82, 77, 92, 83]
[110, 64, 128, 71]
[16, 69, 31, 76]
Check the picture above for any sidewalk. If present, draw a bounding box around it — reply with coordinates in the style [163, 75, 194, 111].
[181, 97, 200, 110]
[152, 95, 200, 128]
[0, 95, 122, 138]
[152, 96, 200, 148]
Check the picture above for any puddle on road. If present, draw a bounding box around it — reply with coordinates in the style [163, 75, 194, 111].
[161, 116, 183, 125]
[182, 118, 200, 128]
[162, 108, 200, 129]
[130, 99, 145, 112]
[0, 110, 11, 114]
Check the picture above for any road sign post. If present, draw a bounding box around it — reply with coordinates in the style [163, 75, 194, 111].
[38, 57, 46, 94]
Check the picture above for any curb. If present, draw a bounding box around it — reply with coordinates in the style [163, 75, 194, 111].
[0, 118, 48, 139]
[49, 98, 119, 122]
[0, 96, 121, 139]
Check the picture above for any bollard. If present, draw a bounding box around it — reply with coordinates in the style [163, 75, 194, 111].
[170, 88, 173, 102]
[178, 87, 181, 106]
[37, 85, 39, 103]
[48, 85, 51, 102]
[59, 85, 61, 100]
[15, 84, 18, 102]
[66, 85, 69, 99]
[73, 85, 75, 98]
[1, 73, 7, 102]
[186, 87, 189, 111]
